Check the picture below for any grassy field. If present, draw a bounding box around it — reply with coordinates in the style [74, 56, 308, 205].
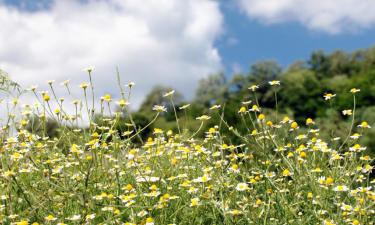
[0, 70, 374, 225]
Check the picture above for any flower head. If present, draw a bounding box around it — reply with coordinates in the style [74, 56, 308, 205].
[269, 80, 281, 86]
[323, 93, 336, 100]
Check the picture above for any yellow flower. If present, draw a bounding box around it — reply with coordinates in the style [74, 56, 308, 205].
[333, 185, 349, 192]
[291, 122, 298, 129]
[54, 108, 61, 115]
[268, 80, 281, 86]
[103, 94, 112, 102]
[358, 121, 371, 128]
[238, 106, 247, 113]
[325, 177, 334, 186]
[42, 92, 50, 102]
[350, 88, 360, 93]
[190, 197, 200, 207]
[228, 209, 242, 216]
[145, 217, 155, 225]
[258, 114, 265, 120]
[249, 104, 260, 112]
[306, 118, 314, 125]
[45, 214, 57, 221]
[282, 169, 291, 177]
[323, 93, 336, 100]
[352, 219, 360, 225]
[16, 221, 29, 225]
[118, 99, 129, 107]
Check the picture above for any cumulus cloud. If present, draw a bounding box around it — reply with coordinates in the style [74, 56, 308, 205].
[0, 0, 223, 113]
[237, 0, 375, 33]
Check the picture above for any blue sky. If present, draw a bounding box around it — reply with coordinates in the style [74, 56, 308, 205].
[1, 0, 375, 107]
[218, 1, 375, 73]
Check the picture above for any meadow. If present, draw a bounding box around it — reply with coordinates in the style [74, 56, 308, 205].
[0, 67, 374, 225]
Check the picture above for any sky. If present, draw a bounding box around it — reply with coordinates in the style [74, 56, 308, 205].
[1, 0, 375, 110]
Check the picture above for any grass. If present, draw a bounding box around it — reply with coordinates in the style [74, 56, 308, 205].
[0, 71, 373, 225]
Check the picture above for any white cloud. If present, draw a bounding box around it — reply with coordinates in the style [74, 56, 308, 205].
[237, 0, 375, 33]
[0, 0, 223, 115]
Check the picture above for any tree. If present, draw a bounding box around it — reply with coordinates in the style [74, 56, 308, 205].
[195, 73, 228, 107]
[249, 60, 282, 83]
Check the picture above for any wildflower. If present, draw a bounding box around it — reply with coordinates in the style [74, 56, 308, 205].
[45, 215, 57, 221]
[62, 79, 70, 86]
[30, 85, 38, 91]
[145, 217, 154, 225]
[258, 114, 265, 120]
[47, 80, 55, 85]
[41, 92, 50, 102]
[16, 221, 29, 225]
[83, 67, 94, 73]
[349, 144, 366, 152]
[282, 169, 291, 177]
[193, 174, 211, 183]
[352, 219, 360, 225]
[269, 80, 281, 86]
[350, 88, 360, 93]
[306, 118, 314, 125]
[163, 90, 175, 97]
[54, 108, 61, 115]
[228, 209, 242, 216]
[190, 197, 200, 207]
[118, 99, 129, 107]
[333, 185, 349, 192]
[248, 84, 259, 91]
[350, 133, 361, 139]
[11, 152, 23, 161]
[80, 82, 89, 89]
[323, 93, 336, 100]
[153, 105, 167, 112]
[290, 122, 299, 129]
[235, 183, 249, 191]
[209, 104, 221, 110]
[196, 115, 211, 121]
[127, 82, 135, 88]
[249, 104, 260, 112]
[179, 104, 191, 110]
[357, 121, 371, 128]
[102, 94, 111, 102]
[86, 214, 96, 221]
[342, 109, 352, 116]
[238, 106, 247, 113]
[340, 203, 352, 211]
[66, 214, 81, 221]
[254, 199, 263, 207]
